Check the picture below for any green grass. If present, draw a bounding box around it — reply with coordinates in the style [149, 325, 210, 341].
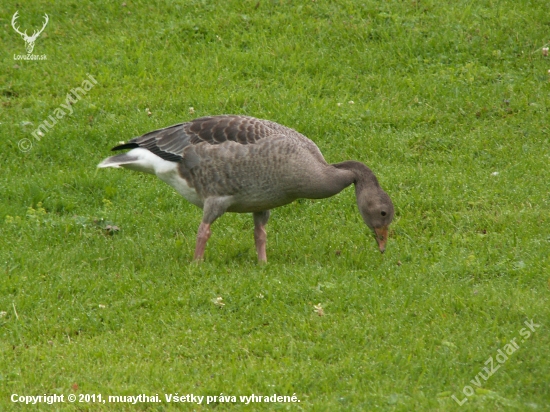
[1, 0, 549, 410]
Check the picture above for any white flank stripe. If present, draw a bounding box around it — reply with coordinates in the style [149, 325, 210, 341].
[112, 148, 203, 207]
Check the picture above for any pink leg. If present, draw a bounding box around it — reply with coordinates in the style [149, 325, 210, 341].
[253, 211, 270, 263]
[194, 222, 211, 261]
[254, 224, 267, 263]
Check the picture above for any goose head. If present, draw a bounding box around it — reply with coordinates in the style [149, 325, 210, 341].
[356, 188, 394, 253]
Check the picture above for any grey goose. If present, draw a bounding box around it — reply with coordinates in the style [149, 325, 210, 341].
[98, 115, 394, 262]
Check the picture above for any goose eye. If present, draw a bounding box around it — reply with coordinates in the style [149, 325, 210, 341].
[381, 211, 387, 216]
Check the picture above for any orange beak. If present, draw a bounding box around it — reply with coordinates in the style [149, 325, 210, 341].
[374, 226, 388, 253]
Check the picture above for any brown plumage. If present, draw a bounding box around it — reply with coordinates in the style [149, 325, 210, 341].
[98, 115, 394, 262]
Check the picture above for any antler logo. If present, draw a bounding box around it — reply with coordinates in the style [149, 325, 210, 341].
[11, 11, 49, 54]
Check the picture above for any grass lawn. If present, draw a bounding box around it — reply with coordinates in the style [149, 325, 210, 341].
[1, 0, 549, 410]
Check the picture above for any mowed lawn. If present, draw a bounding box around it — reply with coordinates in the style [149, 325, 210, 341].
[1, 0, 549, 410]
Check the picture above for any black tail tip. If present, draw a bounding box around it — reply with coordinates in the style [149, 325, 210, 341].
[111, 142, 139, 151]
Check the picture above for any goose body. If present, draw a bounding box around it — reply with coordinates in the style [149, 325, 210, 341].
[98, 115, 394, 261]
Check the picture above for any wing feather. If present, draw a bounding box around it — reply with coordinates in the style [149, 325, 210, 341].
[110, 115, 306, 163]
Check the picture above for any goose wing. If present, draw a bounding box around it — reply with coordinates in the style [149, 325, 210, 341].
[111, 115, 296, 162]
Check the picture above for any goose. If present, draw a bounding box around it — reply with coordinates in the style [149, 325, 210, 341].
[98, 115, 394, 262]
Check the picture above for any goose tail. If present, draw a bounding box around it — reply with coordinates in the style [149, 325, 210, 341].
[97, 153, 139, 169]
[97, 148, 174, 175]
